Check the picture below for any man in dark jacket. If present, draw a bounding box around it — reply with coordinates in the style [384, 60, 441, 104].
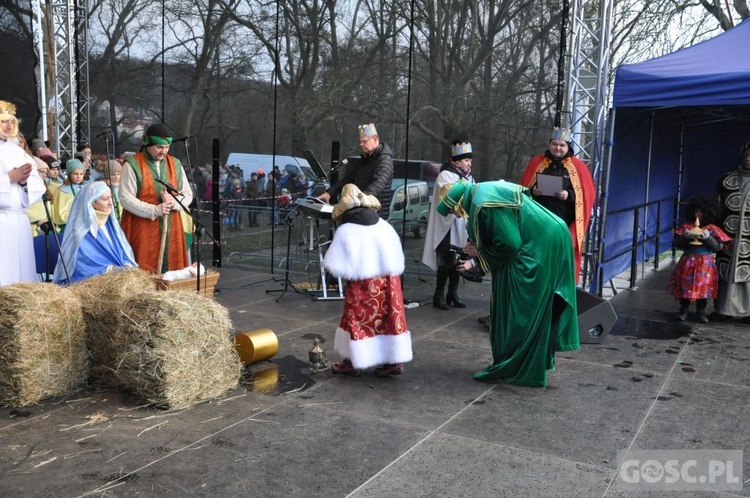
[245, 172, 260, 226]
[318, 123, 393, 218]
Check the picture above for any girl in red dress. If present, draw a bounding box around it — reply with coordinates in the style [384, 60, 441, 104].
[667, 197, 731, 323]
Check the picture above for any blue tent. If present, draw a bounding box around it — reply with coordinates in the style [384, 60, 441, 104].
[594, 18, 750, 293]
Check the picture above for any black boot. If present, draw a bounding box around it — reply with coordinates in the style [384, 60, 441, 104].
[696, 299, 709, 323]
[446, 271, 466, 308]
[676, 299, 689, 321]
[433, 265, 450, 310]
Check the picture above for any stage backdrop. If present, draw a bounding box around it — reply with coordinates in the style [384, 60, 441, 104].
[594, 18, 750, 293]
[0, 1, 41, 142]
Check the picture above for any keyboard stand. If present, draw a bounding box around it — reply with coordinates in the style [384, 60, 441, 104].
[302, 215, 344, 301]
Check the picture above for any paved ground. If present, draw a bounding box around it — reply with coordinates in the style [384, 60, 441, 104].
[1, 260, 748, 497]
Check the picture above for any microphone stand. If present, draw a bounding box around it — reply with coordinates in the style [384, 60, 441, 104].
[102, 130, 121, 221]
[166, 187, 219, 294]
[266, 205, 305, 301]
[40, 194, 70, 283]
[173, 137, 201, 287]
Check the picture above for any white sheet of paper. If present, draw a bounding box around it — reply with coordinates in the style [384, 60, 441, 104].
[536, 173, 563, 196]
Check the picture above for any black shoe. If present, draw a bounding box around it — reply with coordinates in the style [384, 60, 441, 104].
[446, 291, 466, 308]
[676, 308, 688, 321]
[433, 291, 448, 310]
[696, 312, 709, 324]
[477, 315, 490, 325]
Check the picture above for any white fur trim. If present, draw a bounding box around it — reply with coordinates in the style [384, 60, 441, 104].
[333, 327, 413, 369]
[323, 219, 405, 280]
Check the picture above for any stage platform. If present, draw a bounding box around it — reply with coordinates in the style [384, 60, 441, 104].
[1, 261, 748, 497]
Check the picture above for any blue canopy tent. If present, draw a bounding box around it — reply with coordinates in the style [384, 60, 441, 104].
[593, 18, 750, 294]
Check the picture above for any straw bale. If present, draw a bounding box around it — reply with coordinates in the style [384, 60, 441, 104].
[0, 283, 87, 407]
[69, 269, 156, 382]
[116, 290, 242, 409]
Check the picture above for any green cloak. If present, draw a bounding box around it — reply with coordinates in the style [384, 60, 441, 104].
[458, 180, 580, 387]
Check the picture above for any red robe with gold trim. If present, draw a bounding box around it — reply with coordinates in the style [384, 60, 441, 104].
[520, 153, 595, 283]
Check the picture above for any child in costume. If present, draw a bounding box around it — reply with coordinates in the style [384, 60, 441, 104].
[52, 158, 87, 232]
[323, 184, 413, 377]
[667, 196, 730, 323]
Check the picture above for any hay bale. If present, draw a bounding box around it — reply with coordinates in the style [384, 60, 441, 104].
[69, 269, 156, 382]
[117, 290, 242, 409]
[0, 283, 87, 407]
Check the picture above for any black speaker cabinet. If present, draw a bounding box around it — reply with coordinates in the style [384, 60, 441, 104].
[576, 288, 617, 344]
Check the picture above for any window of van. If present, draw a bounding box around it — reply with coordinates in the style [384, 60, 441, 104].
[393, 189, 406, 212]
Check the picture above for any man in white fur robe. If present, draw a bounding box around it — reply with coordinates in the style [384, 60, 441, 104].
[323, 184, 413, 377]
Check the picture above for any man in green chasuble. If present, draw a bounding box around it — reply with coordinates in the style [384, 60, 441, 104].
[437, 180, 579, 387]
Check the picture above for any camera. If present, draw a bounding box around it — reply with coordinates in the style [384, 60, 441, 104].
[448, 245, 484, 283]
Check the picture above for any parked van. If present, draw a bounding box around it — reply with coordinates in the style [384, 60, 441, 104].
[225, 153, 326, 195]
[387, 179, 431, 239]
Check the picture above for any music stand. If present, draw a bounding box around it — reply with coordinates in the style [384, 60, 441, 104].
[303, 150, 327, 182]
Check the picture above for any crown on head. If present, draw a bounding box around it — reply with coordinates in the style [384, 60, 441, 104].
[359, 123, 378, 139]
[0, 101, 17, 117]
[451, 142, 472, 158]
[551, 127, 572, 142]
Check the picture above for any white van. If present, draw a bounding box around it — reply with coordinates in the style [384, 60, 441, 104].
[225, 153, 326, 195]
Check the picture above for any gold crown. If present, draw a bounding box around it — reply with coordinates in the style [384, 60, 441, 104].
[451, 142, 472, 158]
[551, 127, 572, 142]
[359, 123, 378, 139]
[0, 100, 17, 117]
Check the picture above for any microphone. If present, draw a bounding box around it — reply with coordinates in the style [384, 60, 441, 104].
[330, 158, 347, 174]
[172, 135, 192, 143]
[154, 177, 182, 196]
[95, 130, 112, 138]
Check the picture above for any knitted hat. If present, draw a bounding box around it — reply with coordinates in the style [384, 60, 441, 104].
[66, 158, 85, 174]
[101, 160, 123, 178]
[451, 141, 473, 161]
[436, 180, 471, 218]
[332, 183, 381, 221]
[33, 156, 49, 173]
[30, 138, 46, 152]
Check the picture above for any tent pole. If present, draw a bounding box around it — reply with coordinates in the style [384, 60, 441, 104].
[594, 107, 616, 296]
[674, 124, 685, 259]
[641, 111, 655, 284]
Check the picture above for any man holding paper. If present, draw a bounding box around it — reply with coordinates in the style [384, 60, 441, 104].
[520, 128, 595, 283]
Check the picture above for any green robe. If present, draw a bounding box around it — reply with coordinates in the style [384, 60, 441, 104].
[463, 181, 579, 387]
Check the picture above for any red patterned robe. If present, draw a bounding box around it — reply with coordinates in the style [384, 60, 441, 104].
[323, 218, 412, 369]
[667, 223, 731, 300]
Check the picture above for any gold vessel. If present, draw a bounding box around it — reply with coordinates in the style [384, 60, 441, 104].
[234, 328, 279, 364]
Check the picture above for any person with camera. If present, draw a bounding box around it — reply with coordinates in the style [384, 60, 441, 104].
[437, 179, 579, 387]
[422, 140, 476, 310]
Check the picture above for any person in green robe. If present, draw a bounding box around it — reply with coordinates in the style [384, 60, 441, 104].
[437, 179, 580, 387]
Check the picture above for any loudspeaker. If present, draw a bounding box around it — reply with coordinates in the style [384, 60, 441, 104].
[576, 288, 617, 344]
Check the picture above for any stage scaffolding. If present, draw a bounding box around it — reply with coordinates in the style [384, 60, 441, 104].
[33, 0, 90, 159]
